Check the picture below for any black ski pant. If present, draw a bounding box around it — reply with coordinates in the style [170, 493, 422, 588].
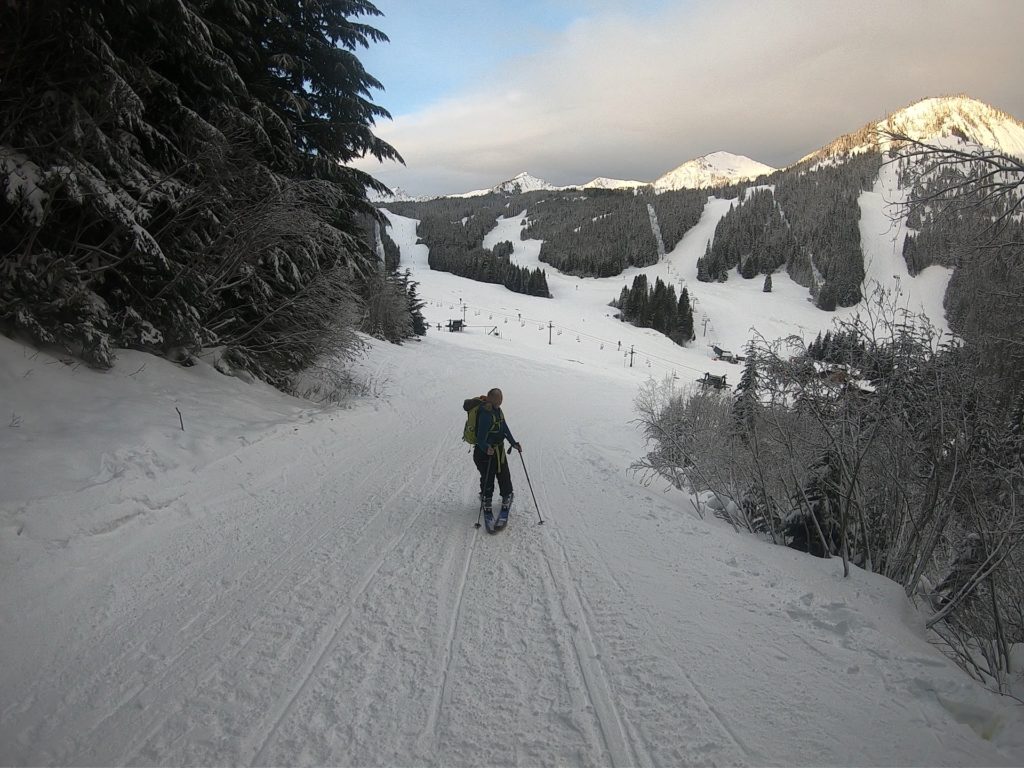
[473, 446, 512, 500]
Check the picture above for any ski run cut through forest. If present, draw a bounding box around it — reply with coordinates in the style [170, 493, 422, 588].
[4, 171, 1024, 766]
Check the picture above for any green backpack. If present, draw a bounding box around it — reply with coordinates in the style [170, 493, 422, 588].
[462, 399, 502, 445]
[463, 405, 481, 444]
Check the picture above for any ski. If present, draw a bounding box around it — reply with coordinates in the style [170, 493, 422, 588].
[492, 496, 513, 532]
[483, 509, 497, 533]
[476, 495, 497, 533]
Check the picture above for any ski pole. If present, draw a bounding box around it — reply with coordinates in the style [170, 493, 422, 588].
[475, 451, 496, 529]
[511, 447, 544, 525]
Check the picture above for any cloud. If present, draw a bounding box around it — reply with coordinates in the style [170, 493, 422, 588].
[356, 0, 1024, 196]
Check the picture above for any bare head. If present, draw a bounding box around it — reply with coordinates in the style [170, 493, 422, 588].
[486, 388, 503, 408]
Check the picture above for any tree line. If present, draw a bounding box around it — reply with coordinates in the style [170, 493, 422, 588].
[427, 239, 551, 297]
[696, 189, 796, 282]
[895, 155, 1024, 383]
[611, 274, 695, 346]
[522, 187, 708, 277]
[775, 152, 880, 309]
[1, 0, 420, 391]
[522, 189, 658, 276]
[696, 153, 880, 310]
[392, 196, 551, 298]
[389, 185, 708, 282]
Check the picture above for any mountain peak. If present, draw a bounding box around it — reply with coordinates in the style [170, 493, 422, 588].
[652, 152, 776, 192]
[882, 95, 1024, 156]
[801, 94, 1024, 164]
[492, 171, 558, 194]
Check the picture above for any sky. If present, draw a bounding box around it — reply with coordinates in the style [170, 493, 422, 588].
[353, 0, 1024, 197]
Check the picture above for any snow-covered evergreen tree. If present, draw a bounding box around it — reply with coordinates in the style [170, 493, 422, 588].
[1, 0, 399, 385]
[732, 343, 760, 439]
[405, 271, 428, 337]
[696, 242, 712, 282]
[677, 288, 695, 342]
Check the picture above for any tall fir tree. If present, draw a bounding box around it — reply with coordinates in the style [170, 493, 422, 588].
[677, 288, 695, 342]
[732, 343, 760, 439]
[696, 242, 712, 282]
[404, 270, 428, 337]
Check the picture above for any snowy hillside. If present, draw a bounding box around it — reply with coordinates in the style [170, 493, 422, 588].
[801, 95, 1024, 163]
[580, 176, 649, 190]
[652, 151, 776, 192]
[446, 186, 494, 199]
[3, 185, 1022, 765]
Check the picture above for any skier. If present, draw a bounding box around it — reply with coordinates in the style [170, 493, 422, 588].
[463, 388, 522, 526]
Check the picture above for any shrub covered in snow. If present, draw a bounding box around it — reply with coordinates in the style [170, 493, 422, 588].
[635, 290, 1024, 691]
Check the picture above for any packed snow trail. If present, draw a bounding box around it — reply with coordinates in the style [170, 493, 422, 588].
[0, 342, 735, 766]
[2, 333, 1021, 766]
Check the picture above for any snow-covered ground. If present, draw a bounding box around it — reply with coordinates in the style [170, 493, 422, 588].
[860, 161, 953, 334]
[1, 195, 1018, 766]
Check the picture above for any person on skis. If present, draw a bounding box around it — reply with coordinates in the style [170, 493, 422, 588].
[464, 388, 522, 519]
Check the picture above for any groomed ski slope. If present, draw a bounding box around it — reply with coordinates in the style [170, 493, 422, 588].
[1, 195, 1020, 766]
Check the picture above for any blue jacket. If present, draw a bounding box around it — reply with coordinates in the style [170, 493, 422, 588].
[475, 405, 516, 453]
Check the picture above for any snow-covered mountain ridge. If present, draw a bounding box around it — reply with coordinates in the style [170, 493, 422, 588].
[801, 95, 1024, 164]
[652, 151, 776, 192]
[580, 176, 648, 190]
[445, 153, 776, 197]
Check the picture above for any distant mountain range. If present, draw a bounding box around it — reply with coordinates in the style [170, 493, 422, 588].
[455, 171, 647, 196]
[374, 155, 775, 202]
[373, 95, 1024, 202]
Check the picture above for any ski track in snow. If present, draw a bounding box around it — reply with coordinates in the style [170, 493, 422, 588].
[246, 435, 458, 765]
[543, 441, 753, 767]
[413, 515, 476, 756]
